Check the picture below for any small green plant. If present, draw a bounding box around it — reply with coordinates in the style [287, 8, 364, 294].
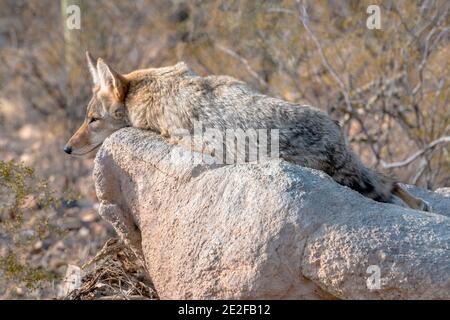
[0, 160, 64, 293]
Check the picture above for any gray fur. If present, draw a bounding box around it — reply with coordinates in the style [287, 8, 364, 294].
[124, 62, 393, 203]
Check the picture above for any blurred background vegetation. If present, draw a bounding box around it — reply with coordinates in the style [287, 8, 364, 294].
[0, 0, 449, 299]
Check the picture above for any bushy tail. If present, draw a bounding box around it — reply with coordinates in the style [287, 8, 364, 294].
[331, 154, 430, 211]
[331, 155, 394, 203]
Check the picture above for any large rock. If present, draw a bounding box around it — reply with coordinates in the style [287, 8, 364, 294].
[93, 127, 450, 299]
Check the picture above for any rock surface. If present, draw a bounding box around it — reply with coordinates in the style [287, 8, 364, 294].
[94, 127, 450, 299]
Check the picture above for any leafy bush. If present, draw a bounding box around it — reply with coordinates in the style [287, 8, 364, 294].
[0, 160, 65, 292]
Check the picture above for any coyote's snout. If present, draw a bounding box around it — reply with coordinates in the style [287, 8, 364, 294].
[65, 51, 431, 212]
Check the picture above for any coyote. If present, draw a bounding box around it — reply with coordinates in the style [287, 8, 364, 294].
[65, 52, 430, 211]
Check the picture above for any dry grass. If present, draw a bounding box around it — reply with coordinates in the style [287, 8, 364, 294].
[64, 238, 158, 300]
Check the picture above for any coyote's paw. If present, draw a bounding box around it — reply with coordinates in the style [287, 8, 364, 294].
[419, 200, 432, 212]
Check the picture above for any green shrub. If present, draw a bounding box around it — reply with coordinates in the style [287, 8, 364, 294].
[0, 160, 62, 292]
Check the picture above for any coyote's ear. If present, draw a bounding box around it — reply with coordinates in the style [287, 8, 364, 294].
[86, 51, 99, 85]
[96, 58, 129, 101]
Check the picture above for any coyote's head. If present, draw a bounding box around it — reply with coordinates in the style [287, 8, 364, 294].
[64, 52, 129, 156]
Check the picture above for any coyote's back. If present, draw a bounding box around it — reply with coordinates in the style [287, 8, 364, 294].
[65, 53, 430, 212]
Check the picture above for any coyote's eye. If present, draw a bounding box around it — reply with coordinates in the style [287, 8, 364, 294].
[89, 118, 99, 124]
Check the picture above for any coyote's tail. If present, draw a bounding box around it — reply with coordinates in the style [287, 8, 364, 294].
[333, 159, 394, 203]
[332, 153, 430, 211]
